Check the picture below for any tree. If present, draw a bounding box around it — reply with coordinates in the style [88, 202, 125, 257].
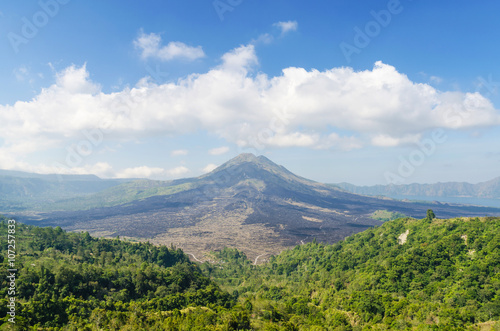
[426, 209, 436, 221]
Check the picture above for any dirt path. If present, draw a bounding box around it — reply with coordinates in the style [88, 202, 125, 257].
[253, 253, 267, 265]
[186, 253, 204, 263]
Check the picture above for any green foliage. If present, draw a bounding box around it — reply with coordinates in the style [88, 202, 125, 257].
[371, 209, 407, 222]
[201, 215, 500, 329]
[0, 217, 233, 329]
[2, 214, 500, 329]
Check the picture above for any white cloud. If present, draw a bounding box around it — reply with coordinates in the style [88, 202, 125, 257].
[167, 166, 190, 177]
[371, 134, 422, 147]
[67, 162, 115, 178]
[220, 44, 258, 71]
[117, 166, 166, 178]
[171, 149, 188, 156]
[55, 64, 101, 94]
[13, 66, 41, 85]
[262, 132, 317, 148]
[209, 146, 230, 155]
[202, 163, 218, 173]
[252, 33, 274, 45]
[0, 158, 114, 179]
[1, 44, 500, 175]
[273, 21, 298, 35]
[430, 76, 443, 84]
[316, 133, 363, 151]
[116, 165, 189, 179]
[134, 31, 205, 61]
[14, 66, 29, 82]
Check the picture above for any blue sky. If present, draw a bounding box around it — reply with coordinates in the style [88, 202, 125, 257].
[1, 0, 499, 185]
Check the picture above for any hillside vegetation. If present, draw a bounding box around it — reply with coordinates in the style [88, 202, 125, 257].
[0, 215, 236, 330]
[201, 215, 500, 330]
[1, 214, 500, 329]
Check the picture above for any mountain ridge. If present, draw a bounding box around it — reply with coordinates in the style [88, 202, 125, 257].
[334, 176, 500, 200]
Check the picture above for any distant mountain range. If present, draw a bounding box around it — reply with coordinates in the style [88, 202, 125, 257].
[7, 153, 500, 260]
[0, 169, 127, 211]
[334, 177, 500, 200]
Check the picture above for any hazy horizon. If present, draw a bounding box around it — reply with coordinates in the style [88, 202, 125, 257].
[1, 152, 499, 188]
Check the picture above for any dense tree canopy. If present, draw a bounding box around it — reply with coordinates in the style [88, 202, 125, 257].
[201, 216, 500, 330]
[0, 216, 236, 329]
[1, 214, 500, 329]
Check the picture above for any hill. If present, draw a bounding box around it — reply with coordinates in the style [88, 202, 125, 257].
[0, 171, 128, 211]
[13, 154, 500, 261]
[334, 177, 500, 201]
[201, 215, 500, 329]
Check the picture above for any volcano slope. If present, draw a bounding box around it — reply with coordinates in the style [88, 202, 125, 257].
[17, 154, 500, 261]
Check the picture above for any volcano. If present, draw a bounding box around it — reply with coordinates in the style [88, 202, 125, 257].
[17, 153, 500, 262]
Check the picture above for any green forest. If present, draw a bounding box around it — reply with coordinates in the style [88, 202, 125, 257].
[1, 213, 500, 330]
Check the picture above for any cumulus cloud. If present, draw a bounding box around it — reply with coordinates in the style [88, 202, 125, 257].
[171, 149, 188, 156]
[14, 66, 30, 82]
[273, 21, 298, 35]
[252, 33, 274, 45]
[66, 162, 115, 178]
[202, 163, 218, 173]
[429, 76, 443, 84]
[2, 44, 500, 175]
[209, 146, 230, 155]
[220, 44, 258, 71]
[167, 166, 190, 177]
[55, 64, 101, 94]
[116, 166, 165, 179]
[371, 134, 422, 147]
[116, 165, 189, 179]
[134, 31, 205, 61]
